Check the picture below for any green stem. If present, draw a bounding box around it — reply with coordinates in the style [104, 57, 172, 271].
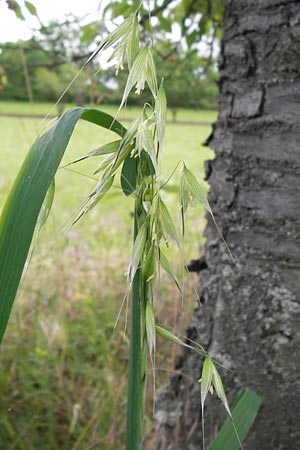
[125, 202, 143, 450]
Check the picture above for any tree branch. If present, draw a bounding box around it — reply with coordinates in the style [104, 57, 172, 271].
[139, 0, 175, 24]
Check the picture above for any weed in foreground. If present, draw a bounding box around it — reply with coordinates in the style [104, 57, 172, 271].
[0, 6, 260, 450]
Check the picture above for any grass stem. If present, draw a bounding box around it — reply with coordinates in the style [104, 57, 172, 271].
[125, 203, 143, 450]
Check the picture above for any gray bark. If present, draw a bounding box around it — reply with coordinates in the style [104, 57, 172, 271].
[154, 1, 300, 449]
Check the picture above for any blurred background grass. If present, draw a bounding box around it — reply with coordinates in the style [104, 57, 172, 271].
[0, 102, 215, 449]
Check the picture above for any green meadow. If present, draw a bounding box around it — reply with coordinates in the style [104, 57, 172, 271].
[0, 102, 215, 449]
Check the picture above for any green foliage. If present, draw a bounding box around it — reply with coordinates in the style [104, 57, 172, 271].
[208, 389, 262, 450]
[1, 6, 219, 109]
[0, 291, 130, 450]
[0, 19, 95, 103]
[0, 108, 125, 344]
[0, 4, 260, 450]
[5, 0, 38, 19]
[104, 0, 224, 47]
[0, 12, 216, 449]
[156, 44, 218, 111]
[0, 111, 210, 450]
[5, 0, 25, 20]
[0, 39, 47, 100]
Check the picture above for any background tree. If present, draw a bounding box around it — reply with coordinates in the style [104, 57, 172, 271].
[0, 16, 107, 104]
[149, 1, 300, 449]
[154, 44, 218, 120]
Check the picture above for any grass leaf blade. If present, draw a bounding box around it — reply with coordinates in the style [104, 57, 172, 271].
[0, 107, 126, 344]
[208, 388, 262, 450]
[121, 154, 137, 196]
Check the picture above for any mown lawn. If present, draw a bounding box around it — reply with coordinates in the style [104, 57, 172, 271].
[0, 102, 215, 450]
[0, 100, 217, 123]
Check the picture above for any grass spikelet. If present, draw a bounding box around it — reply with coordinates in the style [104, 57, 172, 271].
[128, 221, 147, 281]
[64, 140, 121, 166]
[183, 164, 211, 212]
[159, 248, 182, 291]
[155, 83, 167, 153]
[146, 301, 156, 360]
[159, 197, 181, 249]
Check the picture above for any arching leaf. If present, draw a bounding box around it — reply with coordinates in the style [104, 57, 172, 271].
[0, 107, 125, 344]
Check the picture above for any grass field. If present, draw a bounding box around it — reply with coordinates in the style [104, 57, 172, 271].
[0, 100, 218, 123]
[0, 102, 215, 449]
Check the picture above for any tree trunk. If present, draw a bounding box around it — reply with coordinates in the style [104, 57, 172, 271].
[154, 1, 300, 449]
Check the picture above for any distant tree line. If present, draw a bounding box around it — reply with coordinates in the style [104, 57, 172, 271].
[0, 18, 218, 110]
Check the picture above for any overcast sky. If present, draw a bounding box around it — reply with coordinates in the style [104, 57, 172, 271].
[0, 0, 104, 42]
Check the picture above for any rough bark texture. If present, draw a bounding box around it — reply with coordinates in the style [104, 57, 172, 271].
[154, 1, 300, 449]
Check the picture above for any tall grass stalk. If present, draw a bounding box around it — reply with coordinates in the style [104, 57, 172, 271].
[0, 6, 261, 450]
[126, 207, 143, 450]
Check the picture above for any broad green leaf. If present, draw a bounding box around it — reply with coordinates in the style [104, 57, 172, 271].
[200, 357, 213, 415]
[81, 109, 126, 136]
[140, 149, 155, 177]
[183, 165, 211, 212]
[0, 107, 125, 344]
[24, 1, 37, 16]
[208, 388, 262, 450]
[121, 154, 137, 196]
[145, 302, 156, 359]
[159, 198, 181, 249]
[159, 248, 181, 291]
[211, 361, 232, 419]
[129, 221, 147, 281]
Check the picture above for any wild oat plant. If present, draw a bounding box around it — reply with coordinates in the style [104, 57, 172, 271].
[0, 11, 260, 450]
